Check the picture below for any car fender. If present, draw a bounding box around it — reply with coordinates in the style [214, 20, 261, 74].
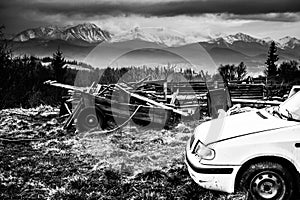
[239, 150, 300, 173]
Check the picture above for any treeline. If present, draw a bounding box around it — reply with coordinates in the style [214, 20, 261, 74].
[0, 50, 76, 108]
[76, 65, 208, 86]
[264, 41, 300, 84]
[1, 47, 299, 109]
[0, 46, 208, 108]
[215, 62, 247, 82]
[214, 41, 300, 85]
[266, 59, 300, 85]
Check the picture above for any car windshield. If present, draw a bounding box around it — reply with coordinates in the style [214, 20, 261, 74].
[278, 91, 300, 121]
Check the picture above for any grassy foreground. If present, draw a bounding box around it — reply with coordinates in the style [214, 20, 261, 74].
[0, 106, 246, 200]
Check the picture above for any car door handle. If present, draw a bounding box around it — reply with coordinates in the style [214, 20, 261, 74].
[295, 143, 300, 148]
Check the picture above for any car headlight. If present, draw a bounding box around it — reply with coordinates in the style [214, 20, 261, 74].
[193, 140, 215, 160]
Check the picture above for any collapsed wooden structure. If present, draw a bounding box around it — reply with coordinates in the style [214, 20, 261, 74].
[45, 79, 285, 132]
[45, 80, 192, 132]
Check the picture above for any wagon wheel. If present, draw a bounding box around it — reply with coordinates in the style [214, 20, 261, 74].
[76, 107, 105, 132]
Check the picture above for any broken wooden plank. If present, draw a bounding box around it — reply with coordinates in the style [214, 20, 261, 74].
[63, 100, 83, 129]
[44, 80, 85, 92]
[231, 98, 281, 106]
[115, 84, 189, 116]
[132, 75, 151, 87]
[64, 103, 72, 115]
[170, 89, 179, 105]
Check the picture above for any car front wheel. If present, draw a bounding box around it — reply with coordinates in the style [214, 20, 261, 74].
[239, 161, 296, 200]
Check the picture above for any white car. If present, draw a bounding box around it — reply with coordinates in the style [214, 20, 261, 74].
[185, 91, 300, 200]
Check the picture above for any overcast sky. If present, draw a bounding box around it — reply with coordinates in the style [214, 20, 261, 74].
[1, 0, 300, 40]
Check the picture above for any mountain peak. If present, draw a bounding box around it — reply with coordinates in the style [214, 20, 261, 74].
[13, 23, 110, 43]
[262, 37, 273, 43]
[110, 27, 188, 47]
[234, 32, 249, 37]
[225, 33, 265, 44]
[208, 32, 277, 47]
[278, 36, 300, 48]
[73, 23, 98, 29]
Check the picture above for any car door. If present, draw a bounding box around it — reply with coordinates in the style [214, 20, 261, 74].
[292, 125, 300, 169]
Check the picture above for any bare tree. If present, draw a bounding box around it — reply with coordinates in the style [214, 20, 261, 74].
[236, 62, 247, 81]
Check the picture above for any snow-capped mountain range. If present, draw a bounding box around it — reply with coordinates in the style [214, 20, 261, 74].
[4, 23, 299, 75]
[11, 23, 300, 49]
[210, 32, 267, 45]
[109, 27, 189, 47]
[13, 23, 110, 43]
[209, 33, 300, 49]
[278, 36, 300, 49]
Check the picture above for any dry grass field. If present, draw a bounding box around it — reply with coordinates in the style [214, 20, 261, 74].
[0, 106, 246, 199]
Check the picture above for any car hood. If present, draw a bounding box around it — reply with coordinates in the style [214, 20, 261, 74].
[194, 109, 299, 145]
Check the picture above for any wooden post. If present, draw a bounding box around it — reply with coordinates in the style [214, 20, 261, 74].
[164, 82, 168, 100]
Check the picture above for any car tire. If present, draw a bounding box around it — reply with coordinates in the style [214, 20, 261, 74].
[76, 107, 105, 132]
[238, 161, 296, 200]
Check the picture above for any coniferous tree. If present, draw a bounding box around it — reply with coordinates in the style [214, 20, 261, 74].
[265, 41, 279, 79]
[0, 26, 12, 75]
[52, 47, 66, 82]
[51, 47, 67, 105]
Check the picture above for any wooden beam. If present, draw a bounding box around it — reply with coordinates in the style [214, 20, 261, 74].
[44, 80, 85, 92]
[232, 98, 281, 106]
[63, 100, 83, 129]
[115, 84, 189, 116]
[170, 89, 179, 105]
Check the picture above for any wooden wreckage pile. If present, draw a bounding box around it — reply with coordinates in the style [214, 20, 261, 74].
[44, 78, 284, 133]
[44, 79, 205, 133]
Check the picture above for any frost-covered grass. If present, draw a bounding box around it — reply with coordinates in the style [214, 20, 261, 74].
[0, 107, 246, 200]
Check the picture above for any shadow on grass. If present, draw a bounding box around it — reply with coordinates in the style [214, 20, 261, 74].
[0, 142, 246, 200]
